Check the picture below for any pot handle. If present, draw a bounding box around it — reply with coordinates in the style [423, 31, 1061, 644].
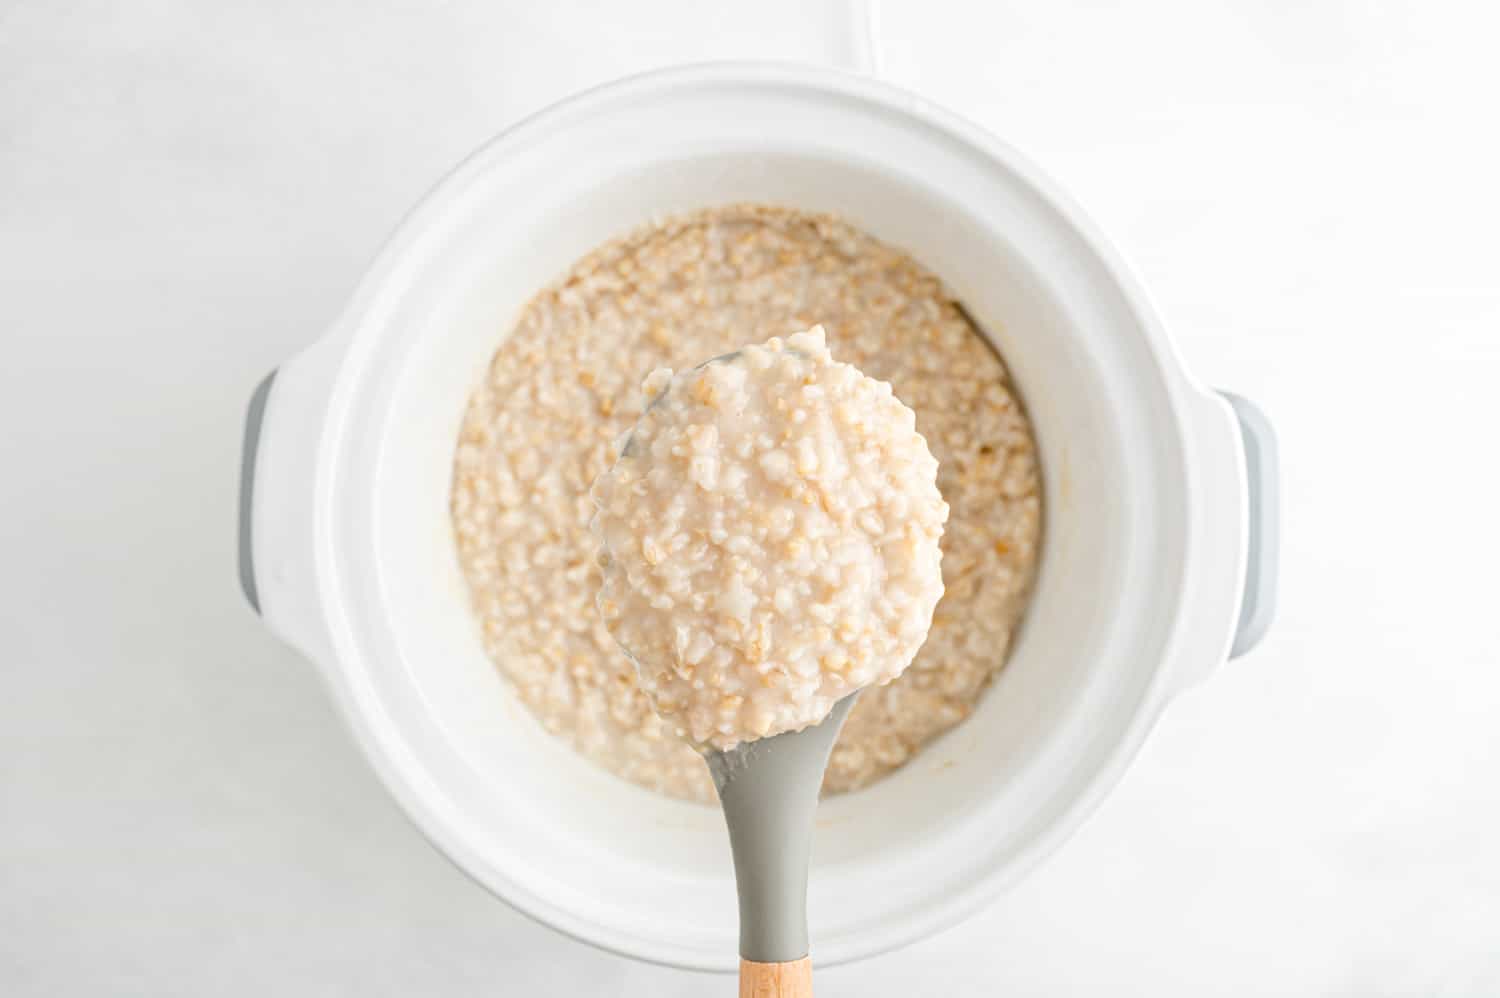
[1165, 387, 1278, 693]
[237, 335, 344, 666]
[1220, 392, 1278, 659]
[238, 370, 276, 614]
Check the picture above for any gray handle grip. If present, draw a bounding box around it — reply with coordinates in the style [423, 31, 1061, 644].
[1221, 392, 1277, 658]
[238, 370, 277, 614]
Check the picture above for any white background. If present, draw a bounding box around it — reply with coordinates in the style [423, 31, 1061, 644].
[4, 1, 1498, 994]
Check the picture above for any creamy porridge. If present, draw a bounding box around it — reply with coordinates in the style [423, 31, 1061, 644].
[451, 203, 1041, 801]
[591, 327, 948, 749]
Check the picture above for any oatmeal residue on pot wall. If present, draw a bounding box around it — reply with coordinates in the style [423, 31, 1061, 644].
[451, 203, 1042, 802]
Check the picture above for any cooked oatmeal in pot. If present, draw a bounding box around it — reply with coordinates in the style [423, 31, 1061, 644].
[451, 203, 1041, 802]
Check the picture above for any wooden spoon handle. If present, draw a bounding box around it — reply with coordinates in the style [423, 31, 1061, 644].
[739, 957, 812, 997]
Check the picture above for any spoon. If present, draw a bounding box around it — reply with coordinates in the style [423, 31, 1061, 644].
[705, 693, 858, 997]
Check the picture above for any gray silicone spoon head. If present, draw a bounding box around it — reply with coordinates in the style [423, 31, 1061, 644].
[704, 693, 858, 964]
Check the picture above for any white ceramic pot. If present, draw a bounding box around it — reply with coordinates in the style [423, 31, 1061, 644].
[239, 63, 1277, 971]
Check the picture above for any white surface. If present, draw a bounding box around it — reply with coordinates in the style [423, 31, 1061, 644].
[2, 0, 1497, 994]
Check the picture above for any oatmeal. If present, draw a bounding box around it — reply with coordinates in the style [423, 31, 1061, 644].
[591, 327, 948, 749]
[451, 203, 1041, 802]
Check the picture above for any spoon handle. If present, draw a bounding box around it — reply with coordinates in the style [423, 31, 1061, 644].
[740, 957, 812, 997]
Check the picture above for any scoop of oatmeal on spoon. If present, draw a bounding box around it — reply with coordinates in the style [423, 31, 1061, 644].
[591, 325, 947, 993]
[592, 325, 948, 746]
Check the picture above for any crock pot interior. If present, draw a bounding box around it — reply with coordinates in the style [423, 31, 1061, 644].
[339, 75, 1188, 967]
